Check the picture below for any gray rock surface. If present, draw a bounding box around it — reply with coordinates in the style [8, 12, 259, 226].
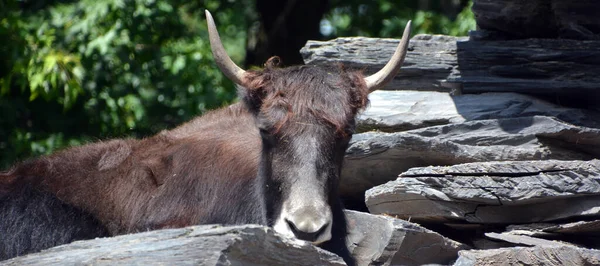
[301, 34, 600, 110]
[456, 38, 600, 108]
[1, 211, 470, 266]
[358, 91, 600, 133]
[301, 34, 464, 92]
[453, 246, 600, 266]
[345, 210, 467, 266]
[342, 116, 600, 199]
[484, 232, 574, 248]
[0, 225, 345, 266]
[365, 159, 600, 224]
[507, 220, 600, 237]
[503, 221, 600, 249]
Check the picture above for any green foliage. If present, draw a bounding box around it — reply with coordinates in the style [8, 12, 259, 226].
[323, 0, 475, 38]
[448, 1, 477, 36]
[0, 0, 251, 168]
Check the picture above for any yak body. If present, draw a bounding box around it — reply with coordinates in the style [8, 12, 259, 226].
[0, 103, 263, 259]
[0, 64, 364, 263]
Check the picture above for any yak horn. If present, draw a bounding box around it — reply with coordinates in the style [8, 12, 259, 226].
[205, 10, 248, 87]
[364, 20, 412, 92]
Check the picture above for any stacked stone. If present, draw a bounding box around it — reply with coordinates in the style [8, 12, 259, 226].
[299, 1, 600, 263]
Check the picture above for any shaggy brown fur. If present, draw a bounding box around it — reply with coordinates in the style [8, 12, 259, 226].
[2, 103, 262, 234]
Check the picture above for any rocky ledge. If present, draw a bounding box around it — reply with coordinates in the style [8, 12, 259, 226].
[366, 159, 600, 224]
[2, 211, 467, 266]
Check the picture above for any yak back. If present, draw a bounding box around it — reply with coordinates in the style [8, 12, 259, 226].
[0, 102, 263, 236]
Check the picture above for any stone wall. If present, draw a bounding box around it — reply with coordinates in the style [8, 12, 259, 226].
[298, 1, 600, 263]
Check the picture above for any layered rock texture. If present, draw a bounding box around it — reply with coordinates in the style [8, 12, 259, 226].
[300, 1, 600, 263]
[366, 160, 600, 224]
[2, 213, 466, 266]
[345, 210, 467, 265]
[341, 92, 600, 203]
[1, 225, 344, 266]
[302, 24, 600, 110]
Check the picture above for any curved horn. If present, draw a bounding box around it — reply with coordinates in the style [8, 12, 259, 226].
[205, 10, 248, 87]
[365, 20, 412, 92]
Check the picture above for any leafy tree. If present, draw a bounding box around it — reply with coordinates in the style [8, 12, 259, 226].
[0, 0, 251, 168]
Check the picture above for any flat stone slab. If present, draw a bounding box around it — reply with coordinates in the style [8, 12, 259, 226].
[0, 225, 345, 266]
[1, 212, 469, 266]
[503, 221, 600, 249]
[507, 220, 600, 237]
[358, 91, 600, 133]
[365, 159, 600, 224]
[301, 34, 464, 92]
[453, 246, 600, 266]
[455, 38, 600, 109]
[345, 210, 467, 266]
[484, 232, 574, 248]
[302, 33, 600, 110]
[342, 116, 600, 200]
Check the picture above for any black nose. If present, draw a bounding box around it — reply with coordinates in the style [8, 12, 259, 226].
[285, 219, 328, 242]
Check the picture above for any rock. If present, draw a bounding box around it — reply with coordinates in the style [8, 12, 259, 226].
[342, 116, 600, 200]
[1, 211, 470, 266]
[0, 225, 345, 266]
[471, 0, 600, 40]
[507, 220, 600, 237]
[470, 238, 514, 250]
[365, 159, 600, 224]
[504, 221, 600, 249]
[484, 232, 574, 248]
[456, 38, 600, 109]
[301, 34, 600, 110]
[358, 91, 600, 133]
[552, 1, 600, 40]
[344, 210, 467, 266]
[453, 246, 600, 266]
[2, 212, 470, 266]
[300, 34, 464, 92]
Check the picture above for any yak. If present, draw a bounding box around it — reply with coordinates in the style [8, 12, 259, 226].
[0, 10, 411, 264]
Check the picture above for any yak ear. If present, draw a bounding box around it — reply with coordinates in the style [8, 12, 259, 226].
[237, 56, 281, 113]
[237, 82, 266, 113]
[348, 70, 370, 112]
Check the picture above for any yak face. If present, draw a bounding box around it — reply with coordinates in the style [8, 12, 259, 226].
[242, 61, 368, 244]
[205, 9, 411, 245]
[263, 126, 340, 244]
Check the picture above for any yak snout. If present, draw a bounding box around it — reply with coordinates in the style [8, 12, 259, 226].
[284, 206, 331, 243]
[273, 202, 332, 244]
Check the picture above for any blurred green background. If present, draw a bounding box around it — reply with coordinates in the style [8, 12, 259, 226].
[0, 0, 475, 168]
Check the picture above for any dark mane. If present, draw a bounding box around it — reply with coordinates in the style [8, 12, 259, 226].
[242, 57, 369, 136]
